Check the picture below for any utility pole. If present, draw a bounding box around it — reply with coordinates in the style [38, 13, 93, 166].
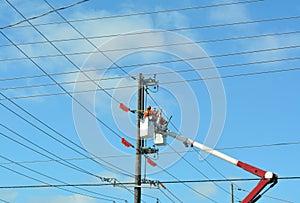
[134, 73, 144, 203]
[230, 183, 234, 203]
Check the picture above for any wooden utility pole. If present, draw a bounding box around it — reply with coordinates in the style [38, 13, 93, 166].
[230, 183, 234, 203]
[134, 73, 144, 203]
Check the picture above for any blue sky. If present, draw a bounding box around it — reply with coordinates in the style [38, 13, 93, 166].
[0, 0, 300, 202]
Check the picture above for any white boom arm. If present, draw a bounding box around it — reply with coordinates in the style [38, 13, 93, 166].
[159, 130, 278, 203]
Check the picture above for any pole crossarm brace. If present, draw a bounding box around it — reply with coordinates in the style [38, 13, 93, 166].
[159, 130, 278, 203]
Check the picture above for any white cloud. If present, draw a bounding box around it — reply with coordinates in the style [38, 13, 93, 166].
[208, 1, 251, 23]
[193, 182, 217, 199]
[30, 194, 97, 203]
[0, 190, 18, 201]
[207, 0, 294, 63]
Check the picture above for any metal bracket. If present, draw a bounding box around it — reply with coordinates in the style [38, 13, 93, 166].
[143, 75, 158, 87]
[141, 147, 159, 154]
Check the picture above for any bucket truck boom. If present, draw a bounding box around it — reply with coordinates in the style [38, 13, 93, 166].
[158, 130, 278, 203]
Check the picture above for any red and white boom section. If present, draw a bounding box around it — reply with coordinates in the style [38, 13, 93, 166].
[120, 103, 278, 202]
[158, 130, 278, 203]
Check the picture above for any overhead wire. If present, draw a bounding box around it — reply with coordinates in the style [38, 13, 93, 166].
[2, 54, 300, 101]
[146, 103, 225, 203]
[158, 188, 176, 203]
[0, 0, 298, 201]
[0, 1, 137, 177]
[3, 0, 122, 104]
[1, 54, 300, 92]
[146, 81, 295, 203]
[1, 0, 264, 30]
[1, 13, 298, 51]
[0, 28, 299, 52]
[0, 176, 298, 189]
[145, 87, 242, 201]
[1, 0, 137, 198]
[0, 122, 133, 200]
[1, 65, 300, 101]
[153, 161, 220, 203]
[1, 36, 300, 63]
[0, 92, 134, 178]
[0, 199, 10, 203]
[142, 89, 221, 202]
[0, 140, 299, 165]
[43, 0, 135, 80]
[167, 143, 241, 202]
[0, 0, 89, 30]
[2, 1, 140, 197]
[0, 153, 116, 201]
[235, 187, 294, 203]
[0, 117, 129, 202]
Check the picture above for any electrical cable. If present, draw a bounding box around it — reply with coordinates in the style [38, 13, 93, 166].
[0, 176, 299, 189]
[3, 17, 297, 50]
[0, 0, 89, 30]
[2, 66, 300, 101]
[0, 140, 299, 165]
[0, 92, 134, 178]
[145, 90, 242, 201]
[1, 0, 264, 30]
[1, 55, 300, 90]
[0, 122, 131, 196]
[0, 127, 129, 202]
[0, 199, 10, 203]
[2, 13, 299, 50]
[0, 154, 117, 201]
[158, 188, 176, 203]
[1, 40, 299, 62]
[4, 0, 122, 104]
[167, 143, 241, 202]
[236, 187, 294, 203]
[146, 90, 294, 203]
[43, 0, 135, 80]
[154, 162, 220, 203]
[0, 5, 137, 177]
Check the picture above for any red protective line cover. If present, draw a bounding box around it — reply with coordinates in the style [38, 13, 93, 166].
[120, 103, 130, 112]
[147, 157, 157, 167]
[121, 138, 133, 147]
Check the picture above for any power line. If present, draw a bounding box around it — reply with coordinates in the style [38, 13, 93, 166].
[42, 0, 135, 80]
[4, 0, 122, 104]
[0, 199, 10, 203]
[0, 176, 299, 189]
[0, 140, 299, 165]
[1, 28, 299, 52]
[2, 13, 298, 50]
[0, 1, 135, 176]
[1, 33, 300, 63]
[2, 65, 299, 100]
[2, 54, 300, 93]
[0, 122, 131, 198]
[1, 54, 300, 95]
[158, 188, 176, 203]
[153, 153, 220, 203]
[145, 89, 232, 202]
[167, 143, 240, 201]
[2, 0, 264, 30]
[235, 187, 294, 203]
[0, 92, 134, 177]
[0, 153, 116, 201]
[1, 0, 138, 179]
[0, 0, 89, 30]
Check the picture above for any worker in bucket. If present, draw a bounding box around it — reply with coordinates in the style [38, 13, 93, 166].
[143, 105, 157, 119]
